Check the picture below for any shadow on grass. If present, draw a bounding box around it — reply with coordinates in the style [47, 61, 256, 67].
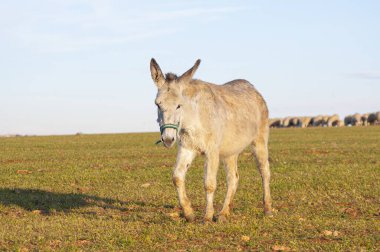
[0, 188, 150, 214]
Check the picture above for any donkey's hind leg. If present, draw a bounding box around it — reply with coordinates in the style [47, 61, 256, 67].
[203, 151, 219, 222]
[217, 154, 239, 222]
[252, 137, 273, 216]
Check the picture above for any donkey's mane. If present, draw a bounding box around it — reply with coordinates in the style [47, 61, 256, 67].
[165, 72, 178, 81]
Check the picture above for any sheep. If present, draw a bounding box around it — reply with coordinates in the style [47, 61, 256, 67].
[311, 115, 324, 127]
[273, 112, 378, 128]
[321, 115, 330, 127]
[289, 117, 301, 127]
[361, 113, 369, 126]
[327, 114, 340, 127]
[269, 118, 282, 128]
[344, 115, 353, 126]
[368, 112, 380, 125]
[351, 113, 362, 126]
[332, 120, 344, 127]
[331, 118, 342, 127]
[282, 117, 292, 128]
[299, 117, 312, 128]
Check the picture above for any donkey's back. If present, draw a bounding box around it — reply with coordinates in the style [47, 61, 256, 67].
[205, 79, 269, 156]
[220, 79, 268, 116]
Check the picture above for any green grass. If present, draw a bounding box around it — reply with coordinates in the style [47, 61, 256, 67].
[0, 127, 379, 251]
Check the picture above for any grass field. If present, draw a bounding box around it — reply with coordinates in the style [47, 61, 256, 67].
[0, 127, 379, 251]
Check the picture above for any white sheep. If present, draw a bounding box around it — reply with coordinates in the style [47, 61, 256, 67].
[299, 117, 312, 128]
[282, 117, 292, 128]
[327, 114, 340, 127]
[351, 113, 362, 126]
[289, 117, 301, 127]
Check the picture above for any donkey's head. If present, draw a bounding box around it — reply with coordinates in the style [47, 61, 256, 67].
[150, 58, 201, 148]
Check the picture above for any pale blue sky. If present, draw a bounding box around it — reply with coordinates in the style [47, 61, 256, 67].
[1, 0, 379, 135]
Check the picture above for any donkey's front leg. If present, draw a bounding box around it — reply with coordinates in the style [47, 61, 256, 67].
[173, 147, 196, 222]
[203, 152, 219, 222]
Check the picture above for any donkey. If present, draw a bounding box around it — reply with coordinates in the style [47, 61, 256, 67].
[150, 58, 272, 222]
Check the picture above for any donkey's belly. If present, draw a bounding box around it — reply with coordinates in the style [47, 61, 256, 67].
[218, 116, 259, 158]
[219, 133, 254, 158]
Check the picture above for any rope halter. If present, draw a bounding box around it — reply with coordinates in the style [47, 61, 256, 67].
[155, 123, 179, 145]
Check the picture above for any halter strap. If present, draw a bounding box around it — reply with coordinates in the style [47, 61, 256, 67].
[160, 124, 179, 134]
[155, 123, 179, 145]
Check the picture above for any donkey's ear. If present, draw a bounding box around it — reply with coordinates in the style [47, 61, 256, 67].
[150, 58, 165, 87]
[179, 59, 201, 82]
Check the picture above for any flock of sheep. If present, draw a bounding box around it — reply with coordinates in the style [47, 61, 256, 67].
[269, 111, 380, 128]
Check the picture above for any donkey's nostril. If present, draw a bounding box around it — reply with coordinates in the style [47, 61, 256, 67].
[165, 138, 173, 143]
[163, 137, 175, 147]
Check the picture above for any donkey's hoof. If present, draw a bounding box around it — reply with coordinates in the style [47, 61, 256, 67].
[264, 210, 273, 217]
[203, 216, 214, 223]
[185, 213, 196, 222]
[217, 214, 229, 223]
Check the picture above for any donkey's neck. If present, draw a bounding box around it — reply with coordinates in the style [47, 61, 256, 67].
[180, 79, 218, 128]
[178, 79, 220, 151]
[182, 79, 217, 101]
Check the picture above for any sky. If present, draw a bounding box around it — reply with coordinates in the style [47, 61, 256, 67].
[0, 0, 379, 135]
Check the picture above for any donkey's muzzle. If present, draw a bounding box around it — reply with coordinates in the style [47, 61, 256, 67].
[163, 137, 175, 148]
[159, 123, 179, 148]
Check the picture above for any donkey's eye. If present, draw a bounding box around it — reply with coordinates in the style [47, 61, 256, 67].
[176, 105, 181, 110]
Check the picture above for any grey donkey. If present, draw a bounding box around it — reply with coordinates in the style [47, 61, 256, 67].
[150, 58, 273, 222]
